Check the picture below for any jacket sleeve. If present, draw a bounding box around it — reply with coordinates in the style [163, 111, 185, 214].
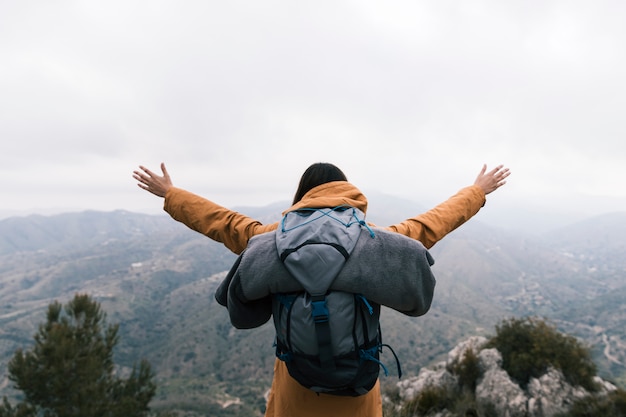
[163, 187, 277, 254]
[387, 185, 486, 248]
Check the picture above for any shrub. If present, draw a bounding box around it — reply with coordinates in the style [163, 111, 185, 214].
[448, 347, 482, 392]
[558, 388, 626, 417]
[396, 388, 497, 417]
[450, 394, 499, 417]
[399, 385, 454, 417]
[486, 317, 597, 391]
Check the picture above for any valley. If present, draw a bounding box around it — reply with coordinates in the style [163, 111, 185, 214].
[1, 208, 625, 415]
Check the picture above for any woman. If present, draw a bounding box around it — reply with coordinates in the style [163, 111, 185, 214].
[133, 162, 510, 417]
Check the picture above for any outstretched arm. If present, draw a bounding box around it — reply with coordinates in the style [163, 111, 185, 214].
[388, 164, 510, 248]
[133, 162, 173, 198]
[132, 162, 277, 254]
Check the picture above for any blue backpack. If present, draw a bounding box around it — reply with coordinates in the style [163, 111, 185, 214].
[272, 206, 401, 396]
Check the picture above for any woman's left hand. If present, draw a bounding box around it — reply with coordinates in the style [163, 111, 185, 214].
[474, 164, 510, 195]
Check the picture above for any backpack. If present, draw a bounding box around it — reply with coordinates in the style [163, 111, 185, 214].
[272, 206, 402, 396]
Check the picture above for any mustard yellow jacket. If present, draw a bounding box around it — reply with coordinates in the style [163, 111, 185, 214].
[163, 181, 486, 417]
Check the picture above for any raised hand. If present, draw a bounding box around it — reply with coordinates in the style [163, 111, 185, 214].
[474, 164, 510, 195]
[132, 162, 173, 198]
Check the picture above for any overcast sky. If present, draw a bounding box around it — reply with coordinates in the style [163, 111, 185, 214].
[1, 1, 625, 230]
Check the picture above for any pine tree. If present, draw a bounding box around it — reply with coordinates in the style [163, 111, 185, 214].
[1, 294, 156, 417]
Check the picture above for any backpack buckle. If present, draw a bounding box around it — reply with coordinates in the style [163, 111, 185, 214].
[311, 298, 329, 323]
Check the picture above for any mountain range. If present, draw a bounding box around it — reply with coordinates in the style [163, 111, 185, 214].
[0, 202, 624, 416]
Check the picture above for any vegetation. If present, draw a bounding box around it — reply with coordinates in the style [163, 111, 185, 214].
[398, 385, 454, 416]
[0, 294, 156, 417]
[486, 317, 598, 391]
[385, 345, 494, 417]
[448, 347, 481, 393]
[388, 386, 497, 417]
[557, 388, 626, 417]
[385, 317, 613, 417]
[3, 211, 626, 415]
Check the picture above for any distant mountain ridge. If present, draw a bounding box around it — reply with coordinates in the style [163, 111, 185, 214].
[1, 205, 625, 416]
[0, 210, 181, 255]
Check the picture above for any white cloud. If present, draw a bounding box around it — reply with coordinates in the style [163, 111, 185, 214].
[1, 0, 625, 227]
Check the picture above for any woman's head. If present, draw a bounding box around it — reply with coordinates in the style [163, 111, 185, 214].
[292, 162, 347, 204]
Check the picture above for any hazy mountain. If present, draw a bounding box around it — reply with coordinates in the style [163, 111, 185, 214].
[1, 204, 625, 416]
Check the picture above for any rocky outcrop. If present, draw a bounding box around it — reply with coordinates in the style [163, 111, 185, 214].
[395, 336, 618, 417]
[475, 346, 528, 417]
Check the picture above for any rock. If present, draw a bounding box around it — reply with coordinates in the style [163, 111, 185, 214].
[477, 347, 502, 371]
[475, 348, 528, 417]
[397, 362, 457, 402]
[447, 336, 488, 365]
[527, 367, 586, 417]
[594, 376, 618, 394]
[395, 337, 619, 417]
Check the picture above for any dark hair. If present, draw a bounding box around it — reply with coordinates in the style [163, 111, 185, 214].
[292, 162, 348, 204]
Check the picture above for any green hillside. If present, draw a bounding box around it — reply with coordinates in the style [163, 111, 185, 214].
[1, 209, 625, 415]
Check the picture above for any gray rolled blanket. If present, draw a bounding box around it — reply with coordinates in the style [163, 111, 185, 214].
[216, 227, 436, 329]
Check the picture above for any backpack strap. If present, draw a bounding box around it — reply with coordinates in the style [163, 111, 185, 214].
[310, 293, 336, 370]
[358, 325, 403, 379]
[355, 297, 404, 379]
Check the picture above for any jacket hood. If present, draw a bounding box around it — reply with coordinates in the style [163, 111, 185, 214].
[285, 181, 368, 215]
